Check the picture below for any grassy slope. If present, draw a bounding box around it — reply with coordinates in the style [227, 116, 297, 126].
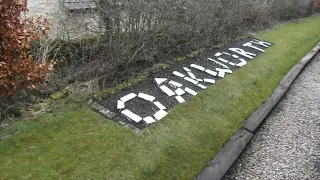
[1, 15, 320, 179]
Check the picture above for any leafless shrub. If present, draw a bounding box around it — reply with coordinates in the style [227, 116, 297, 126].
[37, 0, 310, 93]
[67, 80, 100, 102]
[0, 0, 311, 123]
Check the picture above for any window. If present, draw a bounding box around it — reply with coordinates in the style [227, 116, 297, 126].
[60, 0, 97, 11]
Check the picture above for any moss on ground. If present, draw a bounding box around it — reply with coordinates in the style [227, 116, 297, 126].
[176, 48, 206, 62]
[50, 91, 68, 100]
[1, 15, 320, 180]
[94, 63, 169, 100]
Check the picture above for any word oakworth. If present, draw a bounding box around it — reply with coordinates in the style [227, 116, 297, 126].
[116, 39, 272, 125]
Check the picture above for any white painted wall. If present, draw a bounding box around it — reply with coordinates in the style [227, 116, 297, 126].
[27, 0, 313, 39]
[27, 0, 100, 39]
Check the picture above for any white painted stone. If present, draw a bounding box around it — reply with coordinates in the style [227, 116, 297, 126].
[216, 68, 233, 73]
[184, 77, 198, 85]
[215, 52, 222, 57]
[205, 69, 218, 76]
[197, 79, 203, 82]
[169, 81, 183, 88]
[223, 52, 231, 55]
[243, 42, 265, 52]
[120, 93, 137, 102]
[173, 71, 185, 78]
[143, 116, 156, 124]
[117, 100, 125, 109]
[216, 68, 233, 78]
[121, 109, 142, 123]
[197, 84, 207, 89]
[175, 88, 185, 96]
[187, 71, 197, 79]
[208, 58, 229, 69]
[235, 58, 247, 67]
[190, 64, 205, 71]
[138, 93, 155, 102]
[243, 42, 252, 47]
[183, 67, 191, 72]
[229, 48, 256, 59]
[154, 109, 168, 120]
[218, 57, 229, 63]
[175, 96, 185, 103]
[155, 78, 167, 85]
[154, 101, 166, 110]
[232, 54, 239, 59]
[251, 39, 271, 47]
[185, 87, 197, 96]
[229, 62, 236, 66]
[204, 78, 216, 84]
[160, 85, 175, 96]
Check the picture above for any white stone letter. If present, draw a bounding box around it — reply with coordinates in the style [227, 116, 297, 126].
[229, 48, 256, 59]
[243, 42, 265, 52]
[251, 39, 271, 48]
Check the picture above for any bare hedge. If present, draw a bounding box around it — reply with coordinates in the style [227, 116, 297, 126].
[44, 0, 312, 90]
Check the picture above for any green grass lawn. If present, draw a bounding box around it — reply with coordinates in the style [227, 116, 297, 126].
[1, 15, 320, 179]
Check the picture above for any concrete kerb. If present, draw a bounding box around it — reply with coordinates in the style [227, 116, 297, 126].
[195, 42, 320, 180]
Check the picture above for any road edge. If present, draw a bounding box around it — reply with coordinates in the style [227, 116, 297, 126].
[195, 42, 320, 180]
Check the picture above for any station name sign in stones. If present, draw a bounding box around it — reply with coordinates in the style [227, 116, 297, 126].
[114, 39, 272, 127]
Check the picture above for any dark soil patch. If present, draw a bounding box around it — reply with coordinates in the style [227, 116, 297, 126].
[100, 38, 271, 130]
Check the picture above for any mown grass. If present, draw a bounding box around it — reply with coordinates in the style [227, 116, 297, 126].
[1, 15, 320, 179]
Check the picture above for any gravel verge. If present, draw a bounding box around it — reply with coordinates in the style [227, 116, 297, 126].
[223, 53, 320, 179]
